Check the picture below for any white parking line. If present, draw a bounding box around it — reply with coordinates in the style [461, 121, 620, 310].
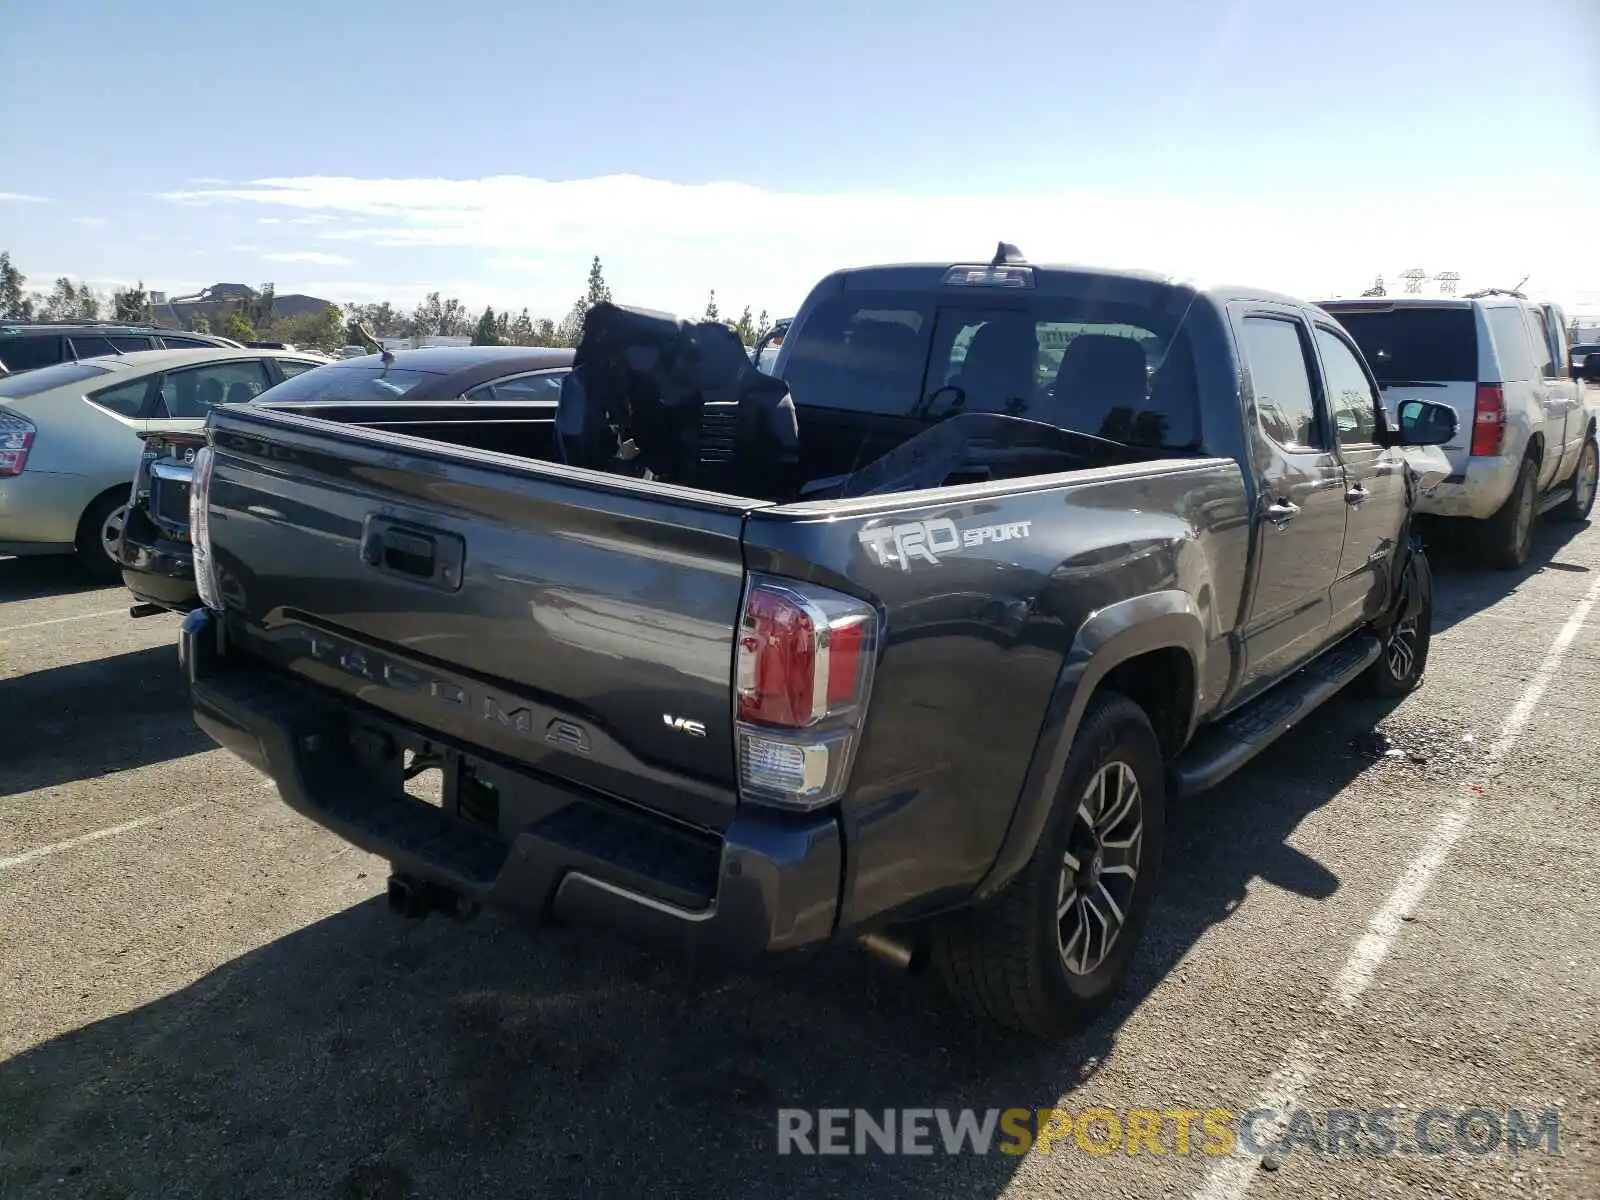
[0, 608, 132, 634]
[0, 802, 204, 873]
[1193, 573, 1600, 1200]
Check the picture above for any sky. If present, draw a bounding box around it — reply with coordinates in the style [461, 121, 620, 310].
[2, 0, 1597, 324]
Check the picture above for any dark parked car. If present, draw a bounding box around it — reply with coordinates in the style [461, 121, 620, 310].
[180, 248, 1457, 1038]
[117, 345, 574, 614]
[0, 321, 241, 374]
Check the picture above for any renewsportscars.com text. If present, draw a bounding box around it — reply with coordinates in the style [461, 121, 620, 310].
[775, 1107, 1561, 1158]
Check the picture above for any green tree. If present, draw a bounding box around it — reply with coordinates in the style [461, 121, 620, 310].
[703, 289, 719, 322]
[347, 301, 407, 338]
[0, 252, 31, 320]
[472, 306, 501, 346]
[112, 282, 153, 324]
[533, 317, 556, 346]
[754, 309, 772, 343]
[733, 304, 755, 346]
[509, 308, 535, 346]
[585, 256, 612, 308]
[554, 299, 588, 348]
[189, 314, 211, 335]
[245, 284, 276, 333]
[268, 305, 345, 353]
[223, 310, 256, 343]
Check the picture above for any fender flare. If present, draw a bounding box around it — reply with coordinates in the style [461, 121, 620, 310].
[973, 590, 1206, 901]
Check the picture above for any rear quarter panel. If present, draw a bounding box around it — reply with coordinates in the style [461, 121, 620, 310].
[744, 457, 1250, 930]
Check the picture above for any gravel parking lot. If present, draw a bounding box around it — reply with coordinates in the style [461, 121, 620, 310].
[2, 525, 1597, 1200]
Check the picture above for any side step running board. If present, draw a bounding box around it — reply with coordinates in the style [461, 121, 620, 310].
[1535, 486, 1573, 517]
[1170, 633, 1381, 797]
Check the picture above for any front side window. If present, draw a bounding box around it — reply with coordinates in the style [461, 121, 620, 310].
[1314, 327, 1379, 447]
[1526, 307, 1559, 379]
[156, 360, 274, 418]
[106, 336, 157, 354]
[1240, 316, 1324, 451]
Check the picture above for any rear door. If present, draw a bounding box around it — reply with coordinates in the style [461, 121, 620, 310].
[1233, 306, 1350, 694]
[1322, 304, 1479, 476]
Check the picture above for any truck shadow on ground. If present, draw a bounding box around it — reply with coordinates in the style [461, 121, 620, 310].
[1423, 518, 1592, 636]
[0, 643, 210, 799]
[0, 556, 106, 604]
[0, 690, 1415, 1200]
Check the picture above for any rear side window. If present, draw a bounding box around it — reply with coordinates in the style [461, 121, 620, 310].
[779, 292, 934, 417]
[1484, 307, 1535, 382]
[1525, 307, 1559, 379]
[1240, 316, 1324, 451]
[0, 360, 114, 398]
[0, 335, 63, 372]
[89, 378, 153, 418]
[160, 336, 215, 350]
[1326, 307, 1477, 384]
[478, 370, 567, 402]
[69, 335, 120, 360]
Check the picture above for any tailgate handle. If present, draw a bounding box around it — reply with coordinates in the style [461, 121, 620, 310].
[361, 516, 465, 591]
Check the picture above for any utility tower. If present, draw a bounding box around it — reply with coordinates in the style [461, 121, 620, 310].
[1362, 275, 1387, 297]
[1400, 268, 1427, 294]
[1435, 271, 1460, 296]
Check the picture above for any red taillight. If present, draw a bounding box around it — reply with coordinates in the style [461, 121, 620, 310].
[0, 408, 35, 476]
[734, 577, 878, 810]
[1470, 384, 1504, 457]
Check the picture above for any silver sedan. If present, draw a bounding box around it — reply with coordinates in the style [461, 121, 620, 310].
[0, 347, 326, 575]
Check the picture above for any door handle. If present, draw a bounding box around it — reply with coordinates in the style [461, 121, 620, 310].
[1346, 484, 1369, 505]
[1265, 500, 1300, 526]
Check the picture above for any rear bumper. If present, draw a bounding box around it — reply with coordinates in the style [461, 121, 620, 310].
[116, 503, 200, 612]
[1415, 454, 1520, 520]
[181, 607, 843, 956]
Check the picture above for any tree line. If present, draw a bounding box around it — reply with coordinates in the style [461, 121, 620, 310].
[2, 251, 777, 355]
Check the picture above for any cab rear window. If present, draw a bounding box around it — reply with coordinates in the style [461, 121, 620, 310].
[781, 289, 1201, 449]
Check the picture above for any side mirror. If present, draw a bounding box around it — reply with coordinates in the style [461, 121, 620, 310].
[1396, 398, 1458, 447]
[1580, 353, 1600, 384]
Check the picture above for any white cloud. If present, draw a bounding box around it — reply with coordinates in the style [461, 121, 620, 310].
[0, 192, 50, 203]
[72, 216, 109, 227]
[263, 251, 354, 266]
[158, 172, 1600, 317]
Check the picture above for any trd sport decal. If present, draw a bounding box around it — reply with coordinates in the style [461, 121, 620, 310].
[857, 518, 1033, 570]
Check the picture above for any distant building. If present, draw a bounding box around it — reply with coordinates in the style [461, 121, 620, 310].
[151, 282, 333, 331]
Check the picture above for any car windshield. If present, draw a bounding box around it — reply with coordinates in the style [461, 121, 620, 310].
[0, 360, 115, 399]
[252, 363, 437, 404]
[1323, 307, 1478, 384]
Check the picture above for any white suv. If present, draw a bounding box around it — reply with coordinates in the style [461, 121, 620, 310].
[1318, 294, 1597, 569]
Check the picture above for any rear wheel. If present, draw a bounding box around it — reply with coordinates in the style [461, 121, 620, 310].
[1480, 457, 1536, 571]
[75, 491, 128, 579]
[930, 693, 1165, 1039]
[1553, 438, 1598, 524]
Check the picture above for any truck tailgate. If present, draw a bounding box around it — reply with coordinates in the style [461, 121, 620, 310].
[204, 407, 760, 832]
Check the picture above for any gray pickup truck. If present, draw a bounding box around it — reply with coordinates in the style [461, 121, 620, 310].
[179, 247, 1456, 1038]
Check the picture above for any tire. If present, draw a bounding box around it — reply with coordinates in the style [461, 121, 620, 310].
[1480, 457, 1536, 571]
[75, 490, 128, 579]
[1358, 551, 1433, 698]
[1553, 437, 1598, 524]
[930, 692, 1166, 1039]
